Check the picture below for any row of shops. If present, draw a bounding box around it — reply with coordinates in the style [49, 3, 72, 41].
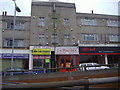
[1, 45, 120, 70]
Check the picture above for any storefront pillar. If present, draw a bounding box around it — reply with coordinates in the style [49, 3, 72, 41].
[29, 51, 33, 70]
[105, 54, 108, 65]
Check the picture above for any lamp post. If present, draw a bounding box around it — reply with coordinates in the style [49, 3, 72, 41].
[11, 0, 21, 69]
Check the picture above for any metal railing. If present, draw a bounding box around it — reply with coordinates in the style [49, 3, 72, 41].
[2, 64, 118, 76]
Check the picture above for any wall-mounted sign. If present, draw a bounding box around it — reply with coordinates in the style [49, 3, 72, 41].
[0, 53, 29, 59]
[32, 48, 51, 55]
[79, 46, 120, 55]
[30, 46, 54, 51]
[55, 47, 79, 55]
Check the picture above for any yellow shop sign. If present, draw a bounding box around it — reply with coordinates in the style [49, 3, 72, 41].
[32, 48, 51, 55]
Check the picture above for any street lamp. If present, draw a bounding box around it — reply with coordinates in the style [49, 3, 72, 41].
[11, 0, 21, 69]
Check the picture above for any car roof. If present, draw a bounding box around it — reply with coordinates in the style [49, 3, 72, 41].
[79, 63, 98, 65]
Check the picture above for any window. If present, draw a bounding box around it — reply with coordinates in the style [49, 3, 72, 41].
[64, 34, 70, 45]
[107, 20, 120, 27]
[4, 39, 24, 47]
[108, 35, 120, 42]
[6, 22, 24, 30]
[52, 17, 57, 28]
[81, 19, 97, 26]
[39, 34, 45, 45]
[6, 22, 13, 29]
[15, 22, 24, 30]
[51, 34, 58, 44]
[63, 18, 69, 26]
[82, 34, 98, 41]
[38, 17, 45, 27]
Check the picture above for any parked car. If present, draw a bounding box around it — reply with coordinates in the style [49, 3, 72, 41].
[2, 67, 36, 76]
[79, 63, 109, 71]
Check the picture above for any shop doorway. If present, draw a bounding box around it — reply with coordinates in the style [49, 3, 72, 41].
[98, 55, 105, 65]
[57, 55, 75, 72]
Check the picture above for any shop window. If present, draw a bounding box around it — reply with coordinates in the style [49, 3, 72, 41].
[80, 55, 98, 63]
[108, 55, 120, 64]
[33, 55, 51, 69]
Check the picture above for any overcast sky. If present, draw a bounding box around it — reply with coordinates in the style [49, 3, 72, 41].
[0, 0, 119, 16]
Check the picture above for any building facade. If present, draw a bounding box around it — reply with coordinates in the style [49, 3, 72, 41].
[0, 1, 120, 70]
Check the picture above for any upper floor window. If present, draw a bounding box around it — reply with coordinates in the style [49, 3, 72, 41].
[63, 18, 69, 27]
[15, 22, 25, 30]
[81, 19, 97, 26]
[51, 34, 58, 44]
[108, 35, 120, 42]
[6, 22, 24, 30]
[107, 20, 120, 27]
[64, 34, 70, 45]
[38, 34, 45, 45]
[82, 34, 98, 41]
[3, 39, 24, 47]
[38, 17, 45, 27]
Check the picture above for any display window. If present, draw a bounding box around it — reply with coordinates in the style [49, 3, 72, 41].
[57, 55, 79, 72]
[80, 55, 104, 64]
[33, 55, 51, 69]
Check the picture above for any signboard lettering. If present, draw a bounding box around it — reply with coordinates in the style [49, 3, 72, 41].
[55, 47, 79, 55]
[32, 49, 51, 55]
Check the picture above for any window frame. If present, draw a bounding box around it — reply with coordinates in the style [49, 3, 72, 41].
[64, 34, 70, 45]
[63, 18, 70, 27]
[81, 18, 97, 26]
[38, 17, 45, 27]
[108, 34, 120, 42]
[4, 39, 24, 47]
[82, 34, 98, 41]
[38, 34, 45, 45]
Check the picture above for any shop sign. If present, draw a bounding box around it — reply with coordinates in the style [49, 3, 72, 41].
[30, 46, 54, 51]
[79, 47, 120, 54]
[55, 47, 79, 55]
[32, 48, 51, 55]
[1, 53, 29, 59]
[33, 56, 51, 59]
[45, 59, 50, 63]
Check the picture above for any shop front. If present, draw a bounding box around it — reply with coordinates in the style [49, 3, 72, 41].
[79, 46, 120, 65]
[29, 46, 54, 73]
[0, 49, 29, 70]
[55, 47, 79, 72]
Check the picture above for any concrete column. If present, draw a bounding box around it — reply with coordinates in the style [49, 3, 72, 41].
[29, 50, 33, 70]
[105, 54, 108, 65]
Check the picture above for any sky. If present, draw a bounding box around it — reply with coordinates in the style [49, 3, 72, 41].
[0, 0, 120, 16]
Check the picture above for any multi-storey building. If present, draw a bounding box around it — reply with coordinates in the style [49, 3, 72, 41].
[0, 1, 120, 71]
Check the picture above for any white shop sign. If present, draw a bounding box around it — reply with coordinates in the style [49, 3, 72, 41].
[55, 47, 79, 55]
